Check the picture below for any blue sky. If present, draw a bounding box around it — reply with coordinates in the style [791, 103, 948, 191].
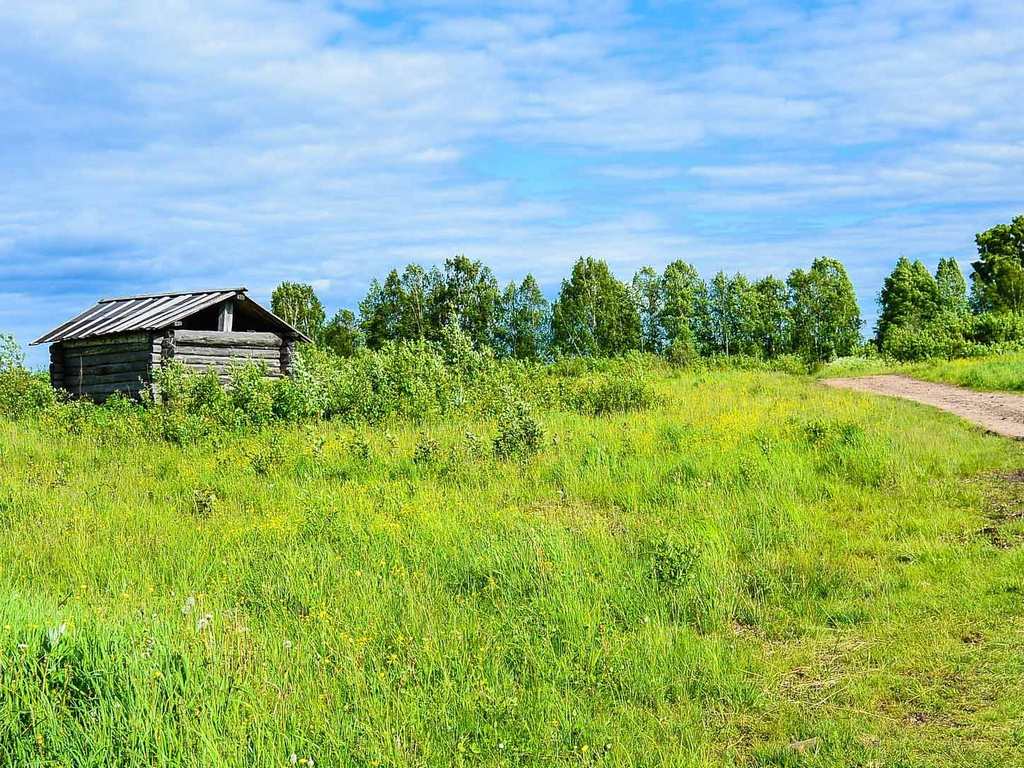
[2, 0, 1022, 364]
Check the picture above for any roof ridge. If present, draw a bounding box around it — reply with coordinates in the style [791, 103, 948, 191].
[99, 287, 247, 303]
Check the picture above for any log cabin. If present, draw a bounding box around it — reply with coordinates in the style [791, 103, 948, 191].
[32, 288, 310, 401]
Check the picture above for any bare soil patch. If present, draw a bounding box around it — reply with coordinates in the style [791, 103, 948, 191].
[823, 374, 1024, 439]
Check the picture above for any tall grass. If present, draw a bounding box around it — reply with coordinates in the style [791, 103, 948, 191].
[908, 352, 1024, 392]
[0, 368, 1022, 765]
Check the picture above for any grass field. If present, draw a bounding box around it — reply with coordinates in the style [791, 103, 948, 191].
[909, 353, 1024, 392]
[2, 369, 1023, 766]
[818, 352, 1024, 394]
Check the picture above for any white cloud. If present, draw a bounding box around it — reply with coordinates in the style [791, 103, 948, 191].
[0, 0, 1021, 362]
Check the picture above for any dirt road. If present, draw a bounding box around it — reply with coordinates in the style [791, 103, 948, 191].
[823, 374, 1024, 439]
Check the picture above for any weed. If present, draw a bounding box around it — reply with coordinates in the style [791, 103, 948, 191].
[190, 486, 218, 519]
[644, 536, 699, 588]
[250, 434, 285, 475]
[493, 401, 544, 460]
[413, 434, 439, 464]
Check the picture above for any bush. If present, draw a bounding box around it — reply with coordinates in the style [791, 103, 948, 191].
[492, 402, 544, 460]
[0, 369, 56, 419]
[643, 535, 698, 588]
[878, 311, 1024, 362]
[561, 373, 655, 416]
[0, 336, 662, 442]
[228, 363, 275, 428]
[881, 325, 946, 362]
[665, 334, 698, 366]
[413, 433, 440, 464]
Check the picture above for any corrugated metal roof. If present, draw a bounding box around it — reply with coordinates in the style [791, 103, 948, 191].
[32, 288, 310, 344]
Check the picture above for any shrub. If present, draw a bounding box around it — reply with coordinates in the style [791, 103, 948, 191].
[492, 401, 544, 460]
[413, 433, 439, 464]
[228, 363, 275, 427]
[250, 433, 285, 475]
[878, 311, 1024, 362]
[561, 373, 655, 416]
[666, 334, 698, 367]
[644, 536, 698, 588]
[0, 369, 56, 419]
[881, 325, 945, 362]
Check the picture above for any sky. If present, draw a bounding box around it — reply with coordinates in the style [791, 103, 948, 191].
[2, 0, 1022, 364]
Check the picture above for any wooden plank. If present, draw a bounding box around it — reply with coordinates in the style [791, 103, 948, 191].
[64, 371, 148, 387]
[60, 340, 152, 356]
[63, 350, 153, 367]
[173, 348, 281, 361]
[62, 361, 150, 377]
[173, 342, 281, 354]
[63, 333, 150, 350]
[65, 382, 147, 396]
[178, 363, 282, 378]
[179, 362, 282, 375]
[173, 330, 281, 348]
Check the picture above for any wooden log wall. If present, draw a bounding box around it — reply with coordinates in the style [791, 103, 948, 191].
[280, 337, 297, 375]
[60, 333, 153, 401]
[165, 329, 285, 380]
[49, 344, 64, 390]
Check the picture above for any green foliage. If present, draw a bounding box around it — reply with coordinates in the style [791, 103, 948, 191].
[788, 257, 862, 361]
[0, 333, 54, 420]
[432, 255, 501, 350]
[935, 257, 969, 316]
[0, 332, 25, 372]
[270, 281, 326, 342]
[358, 257, 502, 352]
[877, 309, 1024, 362]
[751, 276, 791, 357]
[695, 272, 759, 356]
[910, 351, 1024, 391]
[631, 266, 664, 354]
[0, 369, 57, 419]
[971, 215, 1024, 312]
[666, 332, 699, 366]
[359, 266, 430, 348]
[412, 432, 439, 464]
[227, 363, 275, 427]
[492, 401, 544, 460]
[659, 260, 702, 355]
[876, 256, 939, 345]
[644, 535, 698, 588]
[560, 367, 656, 415]
[345, 252, 878, 364]
[321, 308, 363, 357]
[552, 257, 641, 356]
[495, 274, 551, 361]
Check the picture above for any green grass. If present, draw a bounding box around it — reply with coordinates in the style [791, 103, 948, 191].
[2, 370, 1023, 766]
[813, 356, 900, 379]
[907, 353, 1024, 392]
[816, 352, 1024, 394]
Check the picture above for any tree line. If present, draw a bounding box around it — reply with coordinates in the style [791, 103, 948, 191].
[875, 215, 1024, 360]
[272, 254, 863, 363]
